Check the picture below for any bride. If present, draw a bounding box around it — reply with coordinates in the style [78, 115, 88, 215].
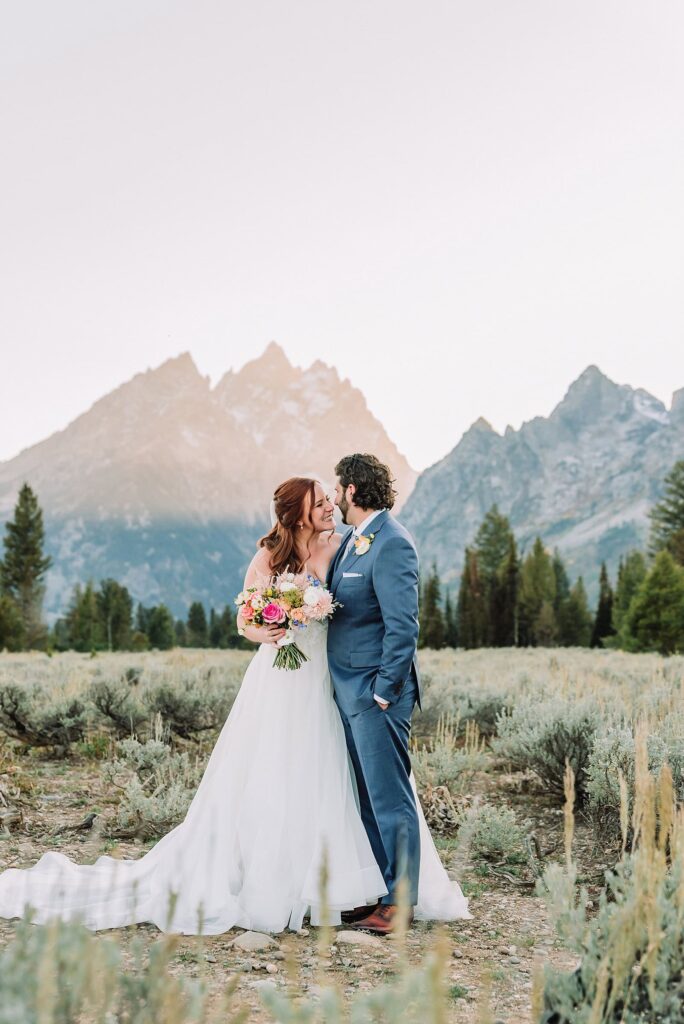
[0, 477, 470, 935]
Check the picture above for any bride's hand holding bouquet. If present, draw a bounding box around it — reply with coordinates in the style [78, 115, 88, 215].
[236, 571, 338, 670]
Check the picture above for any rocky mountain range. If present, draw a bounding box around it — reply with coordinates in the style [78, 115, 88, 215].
[1, 351, 681, 621]
[401, 365, 684, 599]
[0, 343, 416, 619]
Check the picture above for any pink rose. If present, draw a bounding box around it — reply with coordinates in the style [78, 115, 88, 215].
[262, 602, 287, 625]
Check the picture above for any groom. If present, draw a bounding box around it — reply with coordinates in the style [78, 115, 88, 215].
[327, 453, 421, 934]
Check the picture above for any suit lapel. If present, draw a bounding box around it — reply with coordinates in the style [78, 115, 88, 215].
[332, 511, 390, 590]
[329, 527, 354, 590]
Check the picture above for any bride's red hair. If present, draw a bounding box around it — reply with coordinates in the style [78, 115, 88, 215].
[259, 477, 321, 576]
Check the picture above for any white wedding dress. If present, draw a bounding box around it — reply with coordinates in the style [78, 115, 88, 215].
[0, 623, 471, 934]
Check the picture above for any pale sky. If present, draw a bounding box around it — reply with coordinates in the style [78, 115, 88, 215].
[1, 1, 683, 471]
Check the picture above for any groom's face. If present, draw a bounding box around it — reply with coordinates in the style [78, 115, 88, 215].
[334, 479, 354, 524]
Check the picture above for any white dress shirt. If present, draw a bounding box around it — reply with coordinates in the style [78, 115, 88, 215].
[341, 508, 385, 560]
[341, 509, 390, 708]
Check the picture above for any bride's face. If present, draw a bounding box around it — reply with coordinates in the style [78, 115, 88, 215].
[306, 483, 335, 534]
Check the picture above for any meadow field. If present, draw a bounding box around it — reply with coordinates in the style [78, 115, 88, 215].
[1, 646, 684, 1023]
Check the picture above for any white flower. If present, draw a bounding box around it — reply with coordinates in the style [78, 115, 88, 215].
[303, 586, 320, 607]
[279, 581, 298, 592]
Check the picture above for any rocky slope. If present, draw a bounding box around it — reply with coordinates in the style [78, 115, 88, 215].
[0, 344, 416, 619]
[400, 365, 684, 600]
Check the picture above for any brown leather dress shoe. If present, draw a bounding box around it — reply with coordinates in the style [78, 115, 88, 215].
[350, 904, 414, 935]
[340, 901, 381, 924]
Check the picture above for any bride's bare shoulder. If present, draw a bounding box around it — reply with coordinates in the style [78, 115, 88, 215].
[244, 545, 273, 587]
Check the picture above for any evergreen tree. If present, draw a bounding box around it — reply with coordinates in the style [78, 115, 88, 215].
[217, 605, 238, 648]
[474, 505, 512, 578]
[557, 577, 593, 646]
[97, 579, 133, 651]
[174, 619, 188, 646]
[494, 534, 519, 646]
[135, 603, 152, 636]
[443, 591, 459, 648]
[474, 506, 518, 645]
[0, 483, 52, 648]
[49, 616, 71, 652]
[456, 548, 487, 648]
[623, 550, 684, 655]
[552, 549, 570, 614]
[0, 594, 24, 651]
[419, 564, 445, 649]
[208, 605, 237, 648]
[612, 550, 648, 642]
[591, 562, 615, 647]
[535, 599, 558, 646]
[650, 460, 684, 565]
[209, 607, 221, 647]
[65, 582, 105, 652]
[147, 604, 175, 649]
[518, 538, 557, 646]
[187, 601, 209, 647]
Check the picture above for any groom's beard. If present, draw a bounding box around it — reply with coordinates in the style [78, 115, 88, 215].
[338, 496, 349, 524]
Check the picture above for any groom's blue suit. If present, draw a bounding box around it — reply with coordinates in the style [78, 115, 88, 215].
[327, 509, 422, 905]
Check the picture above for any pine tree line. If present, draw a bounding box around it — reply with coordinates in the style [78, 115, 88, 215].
[2, 461, 684, 654]
[49, 584, 245, 653]
[419, 509, 597, 650]
[0, 483, 247, 653]
[419, 459, 684, 653]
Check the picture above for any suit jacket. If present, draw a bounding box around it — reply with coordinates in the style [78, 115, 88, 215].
[326, 510, 421, 717]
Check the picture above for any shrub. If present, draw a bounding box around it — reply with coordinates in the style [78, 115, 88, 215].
[91, 677, 147, 737]
[0, 684, 89, 750]
[143, 680, 232, 739]
[103, 734, 207, 838]
[413, 715, 488, 795]
[457, 802, 528, 863]
[452, 689, 509, 738]
[0, 915, 211, 1023]
[494, 696, 602, 804]
[539, 751, 684, 1023]
[586, 716, 684, 839]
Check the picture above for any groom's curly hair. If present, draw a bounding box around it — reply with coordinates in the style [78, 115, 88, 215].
[335, 454, 397, 511]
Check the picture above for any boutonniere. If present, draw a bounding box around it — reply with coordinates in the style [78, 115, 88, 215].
[354, 532, 375, 556]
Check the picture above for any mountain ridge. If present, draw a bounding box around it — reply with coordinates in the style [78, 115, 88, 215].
[401, 364, 683, 600]
[0, 343, 416, 618]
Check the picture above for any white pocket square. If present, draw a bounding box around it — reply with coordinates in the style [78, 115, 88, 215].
[342, 571, 363, 578]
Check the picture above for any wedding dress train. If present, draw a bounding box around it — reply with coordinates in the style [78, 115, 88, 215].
[0, 624, 471, 933]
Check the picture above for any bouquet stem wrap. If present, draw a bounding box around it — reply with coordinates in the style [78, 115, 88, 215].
[274, 632, 309, 671]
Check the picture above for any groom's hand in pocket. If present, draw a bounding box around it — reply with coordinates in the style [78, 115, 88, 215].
[374, 696, 390, 711]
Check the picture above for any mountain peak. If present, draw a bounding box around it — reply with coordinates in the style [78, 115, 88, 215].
[564, 364, 615, 395]
[468, 416, 496, 434]
[147, 351, 202, 379]
[255, 340, 293, 369]
[550, 364, 624, 427]
[230, 341, 297, 386]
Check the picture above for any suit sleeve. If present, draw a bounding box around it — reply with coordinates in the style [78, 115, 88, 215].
[371, 535, 420, 705]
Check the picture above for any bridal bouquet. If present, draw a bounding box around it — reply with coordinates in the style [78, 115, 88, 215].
[235, 572, 337, 670]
